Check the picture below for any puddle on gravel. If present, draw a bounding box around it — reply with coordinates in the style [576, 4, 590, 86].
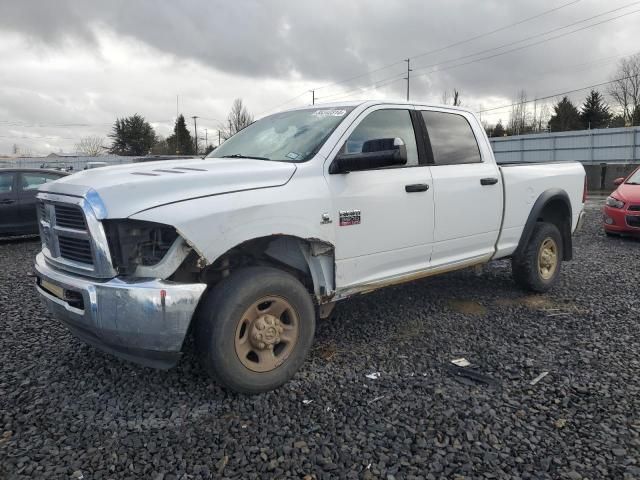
[447, 300, 488, 315]
[495, 295, 587, 315]
[495, 295, 556, 309]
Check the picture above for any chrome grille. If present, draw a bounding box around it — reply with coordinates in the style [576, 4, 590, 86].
[37, 192, 116, 278]
[54, 204, 87, 230]
[58, 236, 93, 264]
[629, 205, 640, 212]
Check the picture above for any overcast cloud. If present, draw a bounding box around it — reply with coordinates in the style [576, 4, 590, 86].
[0, 0, 638, 154]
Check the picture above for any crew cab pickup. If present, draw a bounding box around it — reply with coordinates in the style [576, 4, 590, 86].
[34, 101, 586, 393]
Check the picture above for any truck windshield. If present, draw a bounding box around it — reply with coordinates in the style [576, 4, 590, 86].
[207, 107, 354, 162]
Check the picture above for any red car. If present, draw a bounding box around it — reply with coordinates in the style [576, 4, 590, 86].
[603, 165, 640, 236]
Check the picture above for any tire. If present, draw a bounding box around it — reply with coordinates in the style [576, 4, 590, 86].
[195, 266, 316, 394]
[511, 222, 563, 293]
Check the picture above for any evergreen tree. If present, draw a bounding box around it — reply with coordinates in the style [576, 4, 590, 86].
[580, 90, 611, 129]
[548, 97, 582, 132]
[492, 120, 506, 137]
[166, 115, 194, 155]
[108, 114, 156, 156]
[632, 105, 640, 126]
[609, 115, 626, 128]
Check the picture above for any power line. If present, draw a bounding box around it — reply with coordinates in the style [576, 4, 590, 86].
[410, 0, 583, 62]
[316, 76, 406, 103]
[410, 1, 640, 76]
[255, 90, 311, 117]
[255, 0, 584, 112]
[316, 3, 640, 104]
[478, 73, 639, 114]
[312, 0, 582, 94]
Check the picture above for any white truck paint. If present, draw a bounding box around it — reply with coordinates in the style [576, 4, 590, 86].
[34, 100, 586, 391]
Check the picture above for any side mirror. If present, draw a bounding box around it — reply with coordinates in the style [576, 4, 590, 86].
[613, 177, 625, 186]
[329, 138, 407, 174]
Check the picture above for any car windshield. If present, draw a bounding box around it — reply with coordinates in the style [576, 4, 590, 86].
[207, 107, 354, 162]
[626, 168, 640, 184]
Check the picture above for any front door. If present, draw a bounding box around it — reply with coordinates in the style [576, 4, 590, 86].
[325, 106, 434, 289]
[419, 109, 503, 267]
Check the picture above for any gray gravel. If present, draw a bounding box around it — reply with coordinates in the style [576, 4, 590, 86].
[1, 202, 640, 479]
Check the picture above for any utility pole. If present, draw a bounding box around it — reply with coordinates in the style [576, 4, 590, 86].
[404, 58, 412, 102]
[176, 95, 180, 155]
[191, 116, 198, 155]
[204, 128, 208, 151]
[311, 90, 315, 105]
[218, 130, 221, 146]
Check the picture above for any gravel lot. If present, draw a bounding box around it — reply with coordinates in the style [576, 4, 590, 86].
[1, 200, 639, 480]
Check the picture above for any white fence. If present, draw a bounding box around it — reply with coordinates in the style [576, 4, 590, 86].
[490, 126, 640, 165]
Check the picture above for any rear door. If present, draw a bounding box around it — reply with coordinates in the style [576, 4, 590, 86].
[0, 172, 20, 234]
[18, 171, 64, 233]
[418, 109, 503, 267]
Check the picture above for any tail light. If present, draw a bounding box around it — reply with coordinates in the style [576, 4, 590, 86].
[582, 175, 588, 203]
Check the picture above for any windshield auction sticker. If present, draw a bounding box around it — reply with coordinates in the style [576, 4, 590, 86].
[312, 109, 347, 117]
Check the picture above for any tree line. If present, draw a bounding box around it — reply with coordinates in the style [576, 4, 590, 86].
[486, 54, 640, 137]
[75, 54, 640, 156]
[99, 98, 254, 157]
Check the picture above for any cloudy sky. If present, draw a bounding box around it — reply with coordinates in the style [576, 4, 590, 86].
[0, 0, 638, 154]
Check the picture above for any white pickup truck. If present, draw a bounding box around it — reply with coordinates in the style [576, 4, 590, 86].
[35, 101, 586, 393]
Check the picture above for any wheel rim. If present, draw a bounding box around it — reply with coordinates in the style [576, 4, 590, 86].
[538, 237, 558, 280]
[234, 296, 300, 373]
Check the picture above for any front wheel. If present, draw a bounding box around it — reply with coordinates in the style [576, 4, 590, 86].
[512, 222, 563, 293]
[195, 266, 316, 394]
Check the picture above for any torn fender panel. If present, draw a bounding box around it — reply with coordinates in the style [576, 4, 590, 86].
[129, 171, 336, 269]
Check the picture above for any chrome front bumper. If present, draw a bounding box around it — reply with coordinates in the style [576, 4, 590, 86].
[34, 252, 207, 368]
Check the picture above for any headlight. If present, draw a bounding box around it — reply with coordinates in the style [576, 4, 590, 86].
[606, 196, 625, 209]
[103, 219, 179, 274]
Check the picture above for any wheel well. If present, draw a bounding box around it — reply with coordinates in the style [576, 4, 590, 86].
[177, 235, 336, 303]
[536, 197, 572, 261]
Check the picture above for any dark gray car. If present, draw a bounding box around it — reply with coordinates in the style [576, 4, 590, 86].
[0, 169, 68, 236]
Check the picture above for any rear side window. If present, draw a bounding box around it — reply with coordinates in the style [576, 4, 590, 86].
[0, 172, 14, 193]
[342, 109, 419, 167]
[421, 111, 481, 165]
[21, 173, 61, 191]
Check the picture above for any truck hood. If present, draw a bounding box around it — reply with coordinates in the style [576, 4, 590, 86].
[39, 158, 297, 218]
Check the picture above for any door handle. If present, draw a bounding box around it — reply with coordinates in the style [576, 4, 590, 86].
[480, 177, 499, 186]
[0, 199, 15, 204]
[405, 183, 430, 193]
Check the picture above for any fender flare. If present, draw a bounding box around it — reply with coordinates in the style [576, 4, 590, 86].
[515, 188, 573, 261]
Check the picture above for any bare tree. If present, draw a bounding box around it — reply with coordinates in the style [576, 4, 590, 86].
[608, 54, 640, 125]
[441, 89, 462, 106]
[219, 98, 254, 140]
[75, 135, 106, 156]
[508, 90, 529, 135]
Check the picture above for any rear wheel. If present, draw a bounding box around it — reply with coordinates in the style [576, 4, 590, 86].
[195, 266, 315, 394]
[512, 222, 563, 293]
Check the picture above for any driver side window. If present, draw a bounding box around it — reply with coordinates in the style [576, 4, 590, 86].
[341, 109, 419, 167]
